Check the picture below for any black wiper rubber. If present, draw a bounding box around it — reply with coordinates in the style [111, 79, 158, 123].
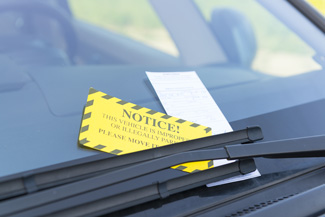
[2, 159, 256, 217]
[0, 126, 262, 200]
[0, 149, 251, 217]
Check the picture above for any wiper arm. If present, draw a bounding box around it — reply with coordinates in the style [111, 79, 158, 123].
[225, 134, 325, 159]
[0, 126, 262, 201]
[94, 160, 255, 215]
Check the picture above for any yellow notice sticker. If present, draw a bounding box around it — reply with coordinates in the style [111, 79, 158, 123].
[79, 88, 213, 173]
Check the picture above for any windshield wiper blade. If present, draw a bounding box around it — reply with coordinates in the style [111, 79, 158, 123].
[3, 132, 325, 216]
[0, 126, 263, 201]
[56, 160, 257, 216]
[1, 159, 256, 217]
[0, 148, 256, 217]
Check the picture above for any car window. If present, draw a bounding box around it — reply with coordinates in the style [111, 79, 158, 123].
[195, 0, 322, 77]
[68, 0, 179, 57]
[1, 0, 325, 199]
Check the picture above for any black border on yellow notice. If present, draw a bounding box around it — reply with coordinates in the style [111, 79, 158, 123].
[79, 88, 214, 173]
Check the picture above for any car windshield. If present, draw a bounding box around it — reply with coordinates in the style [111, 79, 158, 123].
[1, 0, 325, 215]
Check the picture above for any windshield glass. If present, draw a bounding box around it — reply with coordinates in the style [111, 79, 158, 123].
[69, 0, 322, 76]
[1, 0, 325, 192]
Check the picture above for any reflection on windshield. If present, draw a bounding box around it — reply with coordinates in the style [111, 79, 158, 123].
[196, 0, 321, 76]
[67, 0, 323, 76]
[69, 0, 179, 56]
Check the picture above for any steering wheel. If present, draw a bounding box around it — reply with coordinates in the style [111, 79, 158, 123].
[0, 0, 77, 64]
